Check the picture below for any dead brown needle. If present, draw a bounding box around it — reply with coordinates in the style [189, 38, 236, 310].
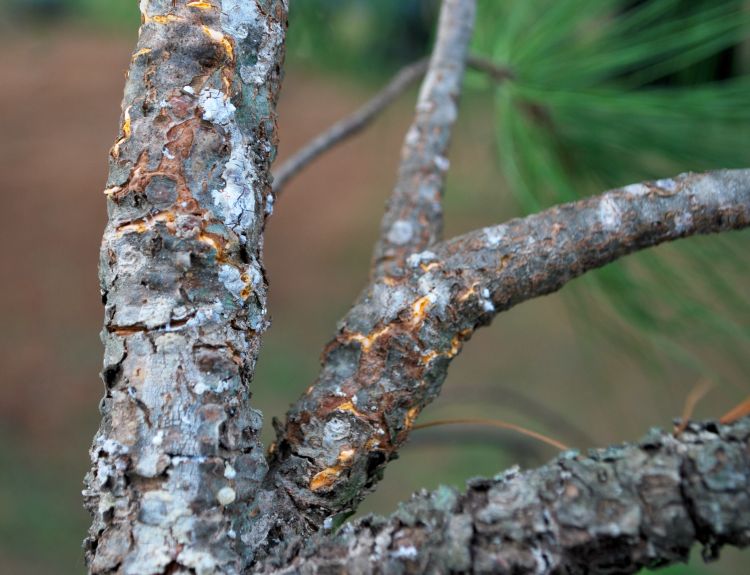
[674, 379, 714, 436]
[412, 418, 569, 451]
[719, 395, 750, 425]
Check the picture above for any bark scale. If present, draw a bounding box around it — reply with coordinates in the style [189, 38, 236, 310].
[81, 1, 750, 574]
[268, 419, 750, 574]
[83, 1, 287, 573]
[264, 170, 750, 563]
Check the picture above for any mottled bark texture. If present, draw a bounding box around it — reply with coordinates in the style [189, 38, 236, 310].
[371, 0, 477, 279]
[269, 418, 750, 575]
[83, 1, 287, 573]
[84, 0, 750, 573]
[265, 169, 750, 556]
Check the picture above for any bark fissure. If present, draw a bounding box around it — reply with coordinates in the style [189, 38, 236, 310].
[84, 2, 287, 573]
[264, 169, 749, 564]
[267, 419, 750, 574]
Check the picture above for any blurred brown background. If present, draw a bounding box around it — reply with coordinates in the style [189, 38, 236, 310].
[0, 2, 748, 574]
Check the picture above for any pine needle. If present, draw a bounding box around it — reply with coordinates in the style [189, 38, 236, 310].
[720, 396, 750, 424]
[674, 379, 714, 436]
[412, 418, 569, 451]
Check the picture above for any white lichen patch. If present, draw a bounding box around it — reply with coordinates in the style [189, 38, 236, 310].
[197, 87, 259, 233]
[224, 463, 237, 479]
[216, 486, 237, 506]
[151, 430, 164, 446]
[186, 300, 225, 329]
[222, 0, 283, 87]
[480, 288, 495, 313]
[221, 0, 259, 40]
[483, 226, 507, 248]
[405, 126, 420, 147]
[117, 245, 147, 276]
[654, 177, 679, 193]
[323, 418, 351, 444]
[218, 264, 246, 300]
[407, 250, 438, 268]
[212, 132, 258, 233]
[176, 548, 218, 575]
[673, 210, 693, 234]
[598, 196, 621, 230]
[417, 273, 451, 314]
[387, 220, 414, 245]
[434, 155, 450, 172]
[372, 282, 412, 321]
[198, 88, 236, 126]
[391, 545, 419, 560]
[623, 183, 649, 196]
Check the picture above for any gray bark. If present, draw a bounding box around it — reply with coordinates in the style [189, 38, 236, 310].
[262, 169, 750, 567]
[83, 1, 750, 574]
[268, 418, 750, 575]
[271, 55, 512, 196]
[83, 1, 287, 573]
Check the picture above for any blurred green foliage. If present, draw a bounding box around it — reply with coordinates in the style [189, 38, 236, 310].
[471, 0, 750, 384]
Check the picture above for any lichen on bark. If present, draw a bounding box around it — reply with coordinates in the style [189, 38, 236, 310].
[82, 1, 750, 574]
[83, 1, 287, 573]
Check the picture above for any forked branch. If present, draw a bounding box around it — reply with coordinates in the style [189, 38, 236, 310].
[265, 169, 750, 554]
[272, 55, 511, 195]
[268, 418, 750, 574]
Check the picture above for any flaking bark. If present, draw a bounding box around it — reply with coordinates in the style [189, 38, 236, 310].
[83, 1, 287, 573]
[265, 169, 750, 559]
[82, 1, 750, 573]
[267, 418, 750, 575]
[371, 0, 477, 279]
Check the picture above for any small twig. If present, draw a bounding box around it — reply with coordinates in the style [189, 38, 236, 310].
[413, 418, 569, 451]
[272, 55, 511, 195]
[674, 379, 714, 436]
[273, 58, 429, 194]
[467, 54, 515, 83]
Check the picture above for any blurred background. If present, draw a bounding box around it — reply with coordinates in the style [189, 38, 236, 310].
[0, 0, 748, 573]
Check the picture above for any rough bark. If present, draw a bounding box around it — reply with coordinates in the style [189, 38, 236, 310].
[83, 1, 287, 573]
[83, 1, 750, 574]
[371, 0, 477, 279]
[267, 418, 750, 575]
[271, 55, 512, 196]
[264, 169, 750, 561]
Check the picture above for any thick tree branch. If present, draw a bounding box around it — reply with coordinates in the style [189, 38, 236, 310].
[271, 55, 511, 196]
[83, 1, 287, 573]
[371, 0, 477, 279]
[262, 169, 749, 562]
[270, 418, 750, 574]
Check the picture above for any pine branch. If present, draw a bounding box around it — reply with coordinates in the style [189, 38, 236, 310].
[83, 2, 287, 573]
[370, 0, 477, 279]
[267, 418, 750, 574]
[263, 169, 750, 557]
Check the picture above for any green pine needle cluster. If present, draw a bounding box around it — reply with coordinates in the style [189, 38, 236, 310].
[472, 0, 750, 383]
